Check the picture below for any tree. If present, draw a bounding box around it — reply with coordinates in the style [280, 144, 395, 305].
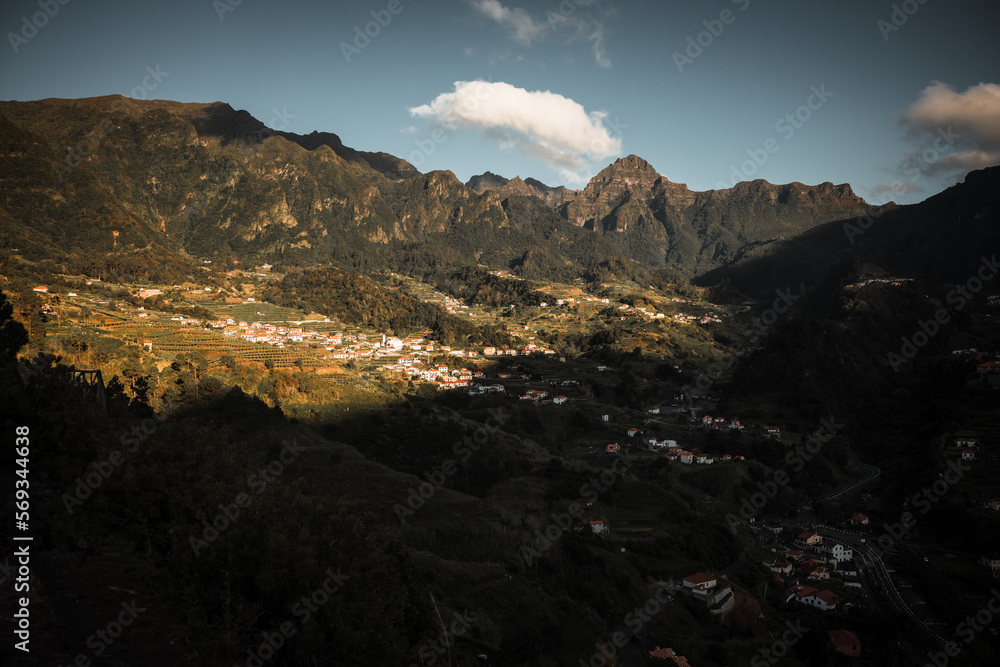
[0, 291, 28, 362]
[172, 352, 210, 405]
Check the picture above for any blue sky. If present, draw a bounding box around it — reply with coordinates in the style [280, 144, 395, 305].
[2, 0, 998, 204]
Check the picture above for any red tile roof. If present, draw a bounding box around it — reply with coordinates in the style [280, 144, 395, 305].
[683, 572, 716, 585]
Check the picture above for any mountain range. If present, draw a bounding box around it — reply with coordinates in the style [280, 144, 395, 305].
[1, 95, 997, 296]
[0, 95, 892, 283]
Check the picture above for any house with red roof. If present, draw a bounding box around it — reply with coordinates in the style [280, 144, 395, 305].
[589, 518, 608, 535]
[768, 558, 793, 575]
[682, 572, 717, 596]
[795, 532, 823, 549]
[828, 629, 861, 657]
[791, 585, 841, 610]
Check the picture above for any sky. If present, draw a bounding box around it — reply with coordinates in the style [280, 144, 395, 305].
[2, 0, 998, 204]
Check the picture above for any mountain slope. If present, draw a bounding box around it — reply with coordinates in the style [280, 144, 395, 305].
[0, 96, 627, 280]
[469, 155, 870, 274]
[698, 165, 1000, 296]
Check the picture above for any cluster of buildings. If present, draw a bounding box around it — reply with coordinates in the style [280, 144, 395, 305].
[696, 415, 746, 431]
[519, 389, 568, 404]
[671, 311, 722, 325]
[540, 295, 610, 308]
[690, 415, 781, 440]
[211, 320, 323, 346]
[844, 277, 912, 290]
[481, 344, 558, 356]
[758, 532, 856, 612]
[616, 427, 746, 464]
[949, 437, 981, 466]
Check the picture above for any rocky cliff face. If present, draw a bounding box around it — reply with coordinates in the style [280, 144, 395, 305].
[0, 96, 618, 278]
[469, 154, 869, 274]
[2, 96, 871, 281]
[466, 173, 579, 208]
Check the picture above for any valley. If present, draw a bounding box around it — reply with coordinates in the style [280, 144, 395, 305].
[2, 96, 1000, 667]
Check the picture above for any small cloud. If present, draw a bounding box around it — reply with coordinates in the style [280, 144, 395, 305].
[399, 126, 418, 134]
[470, 0, 547, 45]
[468, 0, 614, 68]
[894, 81, 1000, 179]
[866, 181, 922, 203]
[409, 80, 621, 174]
[463, 47, 475, 56]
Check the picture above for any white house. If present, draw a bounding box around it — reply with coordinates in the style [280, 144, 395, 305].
[980, 555, 1000, 577]
[818, 540, 853, 563]
[682, 572, 717, 596]
[792, 586, 840, 611]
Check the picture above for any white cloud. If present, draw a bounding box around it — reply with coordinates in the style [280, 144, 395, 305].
[867, 181, 921, 201]
[897, 81, 1000, 177]
[469, 0, 614, 68]
[409, 80, 621, 177]
[470, 0, 548, 45]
